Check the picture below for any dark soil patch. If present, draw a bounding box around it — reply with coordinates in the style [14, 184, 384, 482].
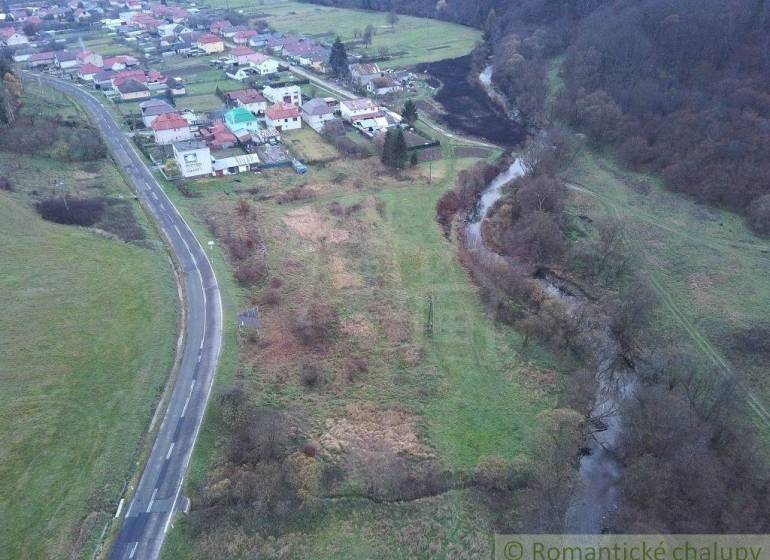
[417, 56, 524, 147]
[454, 146, 494, 158]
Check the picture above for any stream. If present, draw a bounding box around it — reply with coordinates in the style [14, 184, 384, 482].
[464, 154, 634, 533]
[478, 65, 521, 122]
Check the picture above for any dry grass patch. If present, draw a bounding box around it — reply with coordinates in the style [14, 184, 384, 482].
[283, 206, 350, 244]
[319, 404, 435, 461]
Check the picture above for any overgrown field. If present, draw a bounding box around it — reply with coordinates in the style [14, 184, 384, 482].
[0, 83, 177, 559]
[158, 135, 568, 557]
[210, 0, 481, 68]
[565, 152, 770, 418]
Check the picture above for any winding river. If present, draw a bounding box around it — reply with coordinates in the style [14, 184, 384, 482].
[465, 153, 633, 533]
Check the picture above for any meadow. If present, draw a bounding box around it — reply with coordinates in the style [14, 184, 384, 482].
[207, 0, 482, 68]
[156, 132, 568, 557]
[565, 152, 770, 417]
[0, 84, 177, 559]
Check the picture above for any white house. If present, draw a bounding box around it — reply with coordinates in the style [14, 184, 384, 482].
[340, 97, 380, 122]
[265, 102, 302, 131]
[152, 112, 193, 145]
[248, 53, 280, 75]
[226, 89, 267, 114]
[366, 75, 402, 96]
[301, 97, 337, 132]
[0, 27, 28, 46]
[262, 84, 301, 106]
[173, 140, 212, 177]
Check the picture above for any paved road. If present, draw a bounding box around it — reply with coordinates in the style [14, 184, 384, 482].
[25, 73, 224, 560]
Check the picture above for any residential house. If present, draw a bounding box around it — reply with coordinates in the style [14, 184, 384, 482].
[248, 32, 271, 49]
[226, 89, 267, 114]
[12, 47, 34, 63]
[78, 62, 102, 81]
[197, 33, 224, 54]
[27, 51, 56, 68]
[340, 97, 379, 122]
[200, 121, 237, 150]
[209, 19, 231, 35]
[173, 140, 212, 177]
[366, 74, 402, 96]
[140, 98, 177, 127]
[116, 77, 151, 100]
[340, 97, 389, 135]
[265, 102, 301, 131]
[103, 54, 138, 70]
[249, 53, 280, 75]
[226, 46, 259, 66]
[212, 152, 260, 175]
[224, 106, 260, 135]
[301, 97, 337, 132]
[152, 112, 193, 144]
[76, 49, 103, 67]
[55, 50, 79, 70]
[168, 77, 186, 96]
[349, 63, 380, 84]
[262, 84, 301, 106]
[232, 29, 256, 45]
[0, 27, 29, 46]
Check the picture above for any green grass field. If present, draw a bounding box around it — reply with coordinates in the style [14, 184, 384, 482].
[566, 152, 770, 411]
[0, 84, 178, 559]
[206, 0, 481, 68]
[283, 127, 339, 161]
[157, 133, 566, 557]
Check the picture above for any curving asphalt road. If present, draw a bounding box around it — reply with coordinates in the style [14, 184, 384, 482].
[25, 73, 223, 560]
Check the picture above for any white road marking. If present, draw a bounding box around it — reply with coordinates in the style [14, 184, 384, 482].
[151, 191, 158, 200]
[166, 443, 175, 460]
[146, 488, 158, 513]
[115, 498, 125, 519]
[129, 542, 139, 559]
[180, 394, 190, 418]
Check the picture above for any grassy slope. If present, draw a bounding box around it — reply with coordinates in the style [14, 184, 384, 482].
[213, 0, 481, 68]
[0, 84, 177, 560]
[566, 152, 770, 415]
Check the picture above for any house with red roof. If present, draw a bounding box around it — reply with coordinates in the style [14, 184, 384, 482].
[27, 51, 55, 68]
[78, 63, 102, 81]
[0, 27, 29, 46]
[197, 33, 224, 54]
[226, 46, 260, 66]
[265, 102, 301, 131]
[200, 121, 238, 151]
[103, 54, 139, 71]
[209, 19, 231, 35]
[152, 112, 193, 145]
[232, 29, 257, 45]
[225, 89, 267, 114]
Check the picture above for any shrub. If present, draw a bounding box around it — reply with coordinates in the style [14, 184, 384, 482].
[233, 262, 267, 285]
[300, 363, 323, 387]
[258, 289, 280, 307]
[291, 302, 339, 346]
[0, 177, 13, 192]
[747, 194, 770, 236]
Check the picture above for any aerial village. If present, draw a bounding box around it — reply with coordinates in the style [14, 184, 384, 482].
[0, 0, 439, 180]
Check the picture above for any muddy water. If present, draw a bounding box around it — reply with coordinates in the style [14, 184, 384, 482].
[464, 161, 632, 533]
[417, 56, 525, 147]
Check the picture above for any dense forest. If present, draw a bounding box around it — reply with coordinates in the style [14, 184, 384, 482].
[304, 0, 770, 234]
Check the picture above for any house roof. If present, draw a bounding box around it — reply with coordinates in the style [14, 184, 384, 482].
[152, 112, 189, 131]
[233, 29, 256, 40]
[117, 78, 149, 94]
[226, 106, 257, 123]
[140, 98, 176, 116]
[28, 51, 55, 62]
[174, 139, 208, 151]
[350, 63, 380, 76]
[78, 62, 101, 75]
[198, 33, 222, 44]
[228, 89, 265, 104]
[229, 46, 254, 56]
[103, 54, 137, 66]
[266, 102, 300, 120]
[302, 97, 335, 116]
[0, 27, 18, 40]
[212, 152, 260, 171]
[341, 97, 378, 111]
[56, 50, 77, 61]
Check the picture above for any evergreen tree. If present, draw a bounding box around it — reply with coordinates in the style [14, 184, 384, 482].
[381, 128, 408, 171]
[328, 37, 350, 78]
[401, 99, 418, 124]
